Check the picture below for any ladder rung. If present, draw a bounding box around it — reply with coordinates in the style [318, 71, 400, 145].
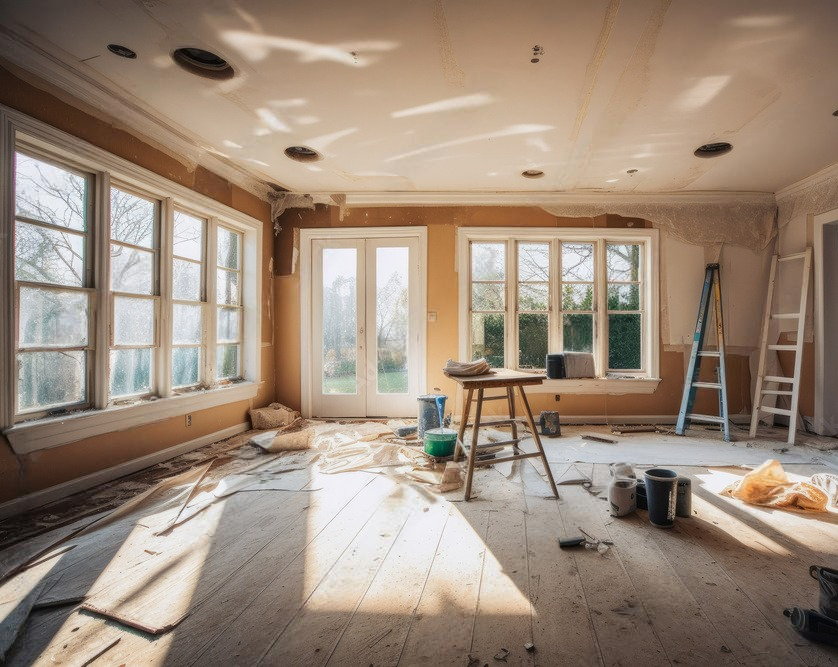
[761, 389, 793, 396]
[778, 252, 807, 262]
[771, 313, 800, 320]
[759, 405, 792, 417]
[768, 344, 797, 351]
[692, 381, 721, 390]
[686, 413, 725, 424]
[697, 351, 720, 357]
[764, 375, 796, 384]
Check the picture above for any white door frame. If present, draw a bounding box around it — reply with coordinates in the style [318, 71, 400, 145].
[814, 208, 838, 435]
[300, 226, 428, 418]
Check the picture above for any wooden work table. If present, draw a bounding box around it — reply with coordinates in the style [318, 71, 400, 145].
[445, 369, 560, 501]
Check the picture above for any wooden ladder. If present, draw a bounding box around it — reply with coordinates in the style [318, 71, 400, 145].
[749, 248, 812, 445]
[676, 263, 730, 441]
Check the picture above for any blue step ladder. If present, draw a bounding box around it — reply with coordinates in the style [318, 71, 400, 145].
[676, 263, 730, 441]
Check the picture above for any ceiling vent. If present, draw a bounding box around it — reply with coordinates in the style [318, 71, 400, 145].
[694, 142, 733, 158]
[172, 47, 235, 80]
[107, 44, 136, 59]
[284, 146, 322, 162]
[521, 169, 544, 179]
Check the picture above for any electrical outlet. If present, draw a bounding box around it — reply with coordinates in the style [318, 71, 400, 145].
[185, 414, 192, 427]
[554, 394, 561, 402]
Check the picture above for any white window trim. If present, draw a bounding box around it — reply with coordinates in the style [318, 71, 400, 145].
[457, 227, 660, 394]
[1, 104, 262, 453]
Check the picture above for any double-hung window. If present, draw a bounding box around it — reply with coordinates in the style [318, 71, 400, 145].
[459, 227, 659, 388]
[2, 106, 262, 452]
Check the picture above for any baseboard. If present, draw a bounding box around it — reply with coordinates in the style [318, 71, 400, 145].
[0, 422, 250, 520]
[452, 414, 752, 425]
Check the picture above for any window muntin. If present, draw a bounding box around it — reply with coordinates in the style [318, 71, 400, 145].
[463, 233, 653, 377]
[172, 211, 205, 388]
[216, 226, 242, 379]
[14, 152, 92, 414]
[109, 187, 159, 399]
[470, 242, 505, 367]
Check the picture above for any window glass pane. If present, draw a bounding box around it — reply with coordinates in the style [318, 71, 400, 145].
[563, 314, 593, 353]
[110, 188, 154, 248]
[173, 258, 201, 301]
[472, 282, 505, 311]
[111, 245, 153, 294]
[110, 348, 152, 397]
[217, 268, 239, 305]
[471, 243, 505, 281]
[471, 312, 504, 367]
[18, 350, 86, 411]
[518, 313, 548, 369]
[609, 314, 642, 369]
[217, 228, 240, 269]
[561, 283, 594, 311]
[376, 247, 409, 395]
[561, 243, 594, 281]
[518, 283, 548, 311]
[518, 243, 549, 281]
[19, 287, 88, 348]
[607, 244, 642, 282]
[15, 153, 87, 231]
[322, 248, 356, 395]
[113, 297, 154, 346]
[173, 211, 204, 261]
[216, 344, 240, 379]
[217, 307, 240, 343]
[16, 221, 85, 286]
[173, 304, 202, 344]
[173, 347, 200, 387]
[608, 284, 640, 311]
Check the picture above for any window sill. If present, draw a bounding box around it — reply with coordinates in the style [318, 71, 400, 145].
[4, 382, 258, 455]
[525, 376, 662, 395]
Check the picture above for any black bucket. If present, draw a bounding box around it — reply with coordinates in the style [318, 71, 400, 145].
[810, 565, 838, 620]
[644, 468, 678, 528]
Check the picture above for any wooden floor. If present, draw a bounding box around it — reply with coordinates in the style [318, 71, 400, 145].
[4, 441, 838, 666]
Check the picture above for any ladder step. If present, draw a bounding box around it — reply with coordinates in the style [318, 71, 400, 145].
[771, 313, 800, 320]
[687, 413, 725, 424]
[759, 405, 792, 417]
[761, 389, 793, 396]
[768, 344, 797, 351]
[692, 381, 721, 390]
[764, 375, 796, 384]
[697, 351, 720, 357]
[778, 252, 807, 262]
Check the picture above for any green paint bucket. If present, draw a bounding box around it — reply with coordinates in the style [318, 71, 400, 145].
[423, 427, 458, 457]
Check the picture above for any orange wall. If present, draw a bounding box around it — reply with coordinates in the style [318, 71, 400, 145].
[273, 205, 751, 419]
[0, 64, 275, 505]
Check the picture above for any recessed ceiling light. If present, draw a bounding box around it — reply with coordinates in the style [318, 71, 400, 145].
[172, 47, 235, 80]
[832, 109, 838, 117]
[522, 169, 544, 179]
[694, 142, 733, 158]
[107, 44, 136, 59]
[284, 146, 322, 162]
[626, 168, 638, 175]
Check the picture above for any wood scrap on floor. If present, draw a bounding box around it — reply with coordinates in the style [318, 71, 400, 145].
[581, 433, 618, 444]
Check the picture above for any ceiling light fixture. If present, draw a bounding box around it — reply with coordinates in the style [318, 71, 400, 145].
[107, 44, 136, 59]
[521, 169, 544, 178]
[694, 142, 733, 158]
[172, 47, 235, 80]
[284, 146, 322, 162]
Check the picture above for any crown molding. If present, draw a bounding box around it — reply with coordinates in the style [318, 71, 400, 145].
[0, 25, 274, 201]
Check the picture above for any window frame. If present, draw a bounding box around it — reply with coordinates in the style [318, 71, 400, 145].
[458, 227, 660, 394]
[0, 105, 262, 453]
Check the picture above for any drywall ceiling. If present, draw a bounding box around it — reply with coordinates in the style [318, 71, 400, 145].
[1, 0, 837, 198]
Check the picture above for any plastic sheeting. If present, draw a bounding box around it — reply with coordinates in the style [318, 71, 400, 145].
[778, 168, 838, 229]
[721, 459, 834, 513]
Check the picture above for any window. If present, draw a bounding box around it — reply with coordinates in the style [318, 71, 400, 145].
[1, 106, 262, 451]
[459, 228, 659, 385]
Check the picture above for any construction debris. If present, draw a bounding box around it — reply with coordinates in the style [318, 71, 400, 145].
[581, 434, 618, 444]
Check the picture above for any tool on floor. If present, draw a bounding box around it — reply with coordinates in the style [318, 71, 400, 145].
[749, 248, 812, 445]
[676, 263, 730, 441]
[784, 607, 838, 646]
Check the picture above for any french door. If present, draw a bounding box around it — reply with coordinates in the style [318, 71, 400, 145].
[306, 231, 425, 417]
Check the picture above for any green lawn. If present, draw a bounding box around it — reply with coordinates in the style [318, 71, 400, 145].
[323, 369, 408, 395]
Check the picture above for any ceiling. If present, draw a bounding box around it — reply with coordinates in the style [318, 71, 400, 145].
[1, 0, 838, 200]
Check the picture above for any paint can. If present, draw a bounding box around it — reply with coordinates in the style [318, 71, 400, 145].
[545, 354, 566, 379]
[417, 394, 446, 437]
[539, 411, 561, 436]
[608, 477, 637, 517]
[644, 468, 678, 528]
[676, 476, 692, 518]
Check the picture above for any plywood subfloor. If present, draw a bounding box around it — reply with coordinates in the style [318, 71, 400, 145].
[4, 438, 838, 666]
